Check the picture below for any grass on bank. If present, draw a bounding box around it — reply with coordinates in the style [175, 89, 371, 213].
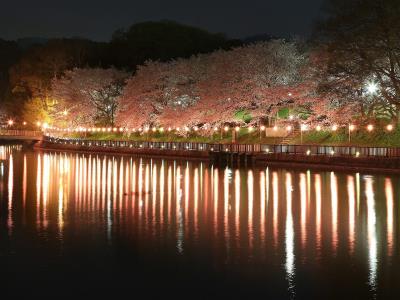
[290, 127, 400, 147]
[66, 129, 281, 144]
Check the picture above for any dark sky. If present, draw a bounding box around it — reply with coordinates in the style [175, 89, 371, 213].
[0, 0, 325, 41]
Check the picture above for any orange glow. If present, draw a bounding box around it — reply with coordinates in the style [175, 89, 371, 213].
[385, 178, 394, 257]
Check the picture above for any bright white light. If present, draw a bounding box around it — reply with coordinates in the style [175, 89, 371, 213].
[366, 82, 378, 95]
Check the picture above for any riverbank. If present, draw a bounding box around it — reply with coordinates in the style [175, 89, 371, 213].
[34, 138, 400, 174]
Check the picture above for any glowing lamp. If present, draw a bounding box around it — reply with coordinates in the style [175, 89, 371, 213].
[366, 82, 378, 95]
[7, 120, 14, 126]
[367, 124, 374, 132]
[273, 126, 278, 131]
[152, 127, 156, 132]
[332, 125, 338, 131]
[235, 126, 240, 132]
[23, 121, 27, 126]
[286, 125, 292, 131]
[248, 126, 254, 132]
[301, 124, 308, 131]
[316, 125, 321, 131]
[260, 125, 266, 131]
[224, 126, 229, 132]
[387, 124, 394, 131]
[214, 127, 218, 131]
[349, 124, 355, 131]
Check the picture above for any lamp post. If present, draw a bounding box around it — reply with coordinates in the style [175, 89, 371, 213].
[348, 124, 355, 143]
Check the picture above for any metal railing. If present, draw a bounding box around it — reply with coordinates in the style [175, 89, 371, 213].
[0, 129, 43, 137]
[44, 136, 400, 158]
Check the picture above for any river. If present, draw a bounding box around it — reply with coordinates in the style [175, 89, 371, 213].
[1, 143, 399, 299]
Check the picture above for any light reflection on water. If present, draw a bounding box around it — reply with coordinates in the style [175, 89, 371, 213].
[1, 144, 400, 298]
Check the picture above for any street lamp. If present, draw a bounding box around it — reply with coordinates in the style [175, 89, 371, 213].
[366, 82, 378, 95]
[348, 124, 355, 143]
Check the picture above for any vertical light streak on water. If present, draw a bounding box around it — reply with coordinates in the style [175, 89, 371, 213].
[315, 174, 322, 255]
[235, 170, 240, 244]
[365, 176, 378, 294]
[260, 171, 266, 246]
[224, 167, 230, 251]
[385, 178, 394, 258]
[168, 166, 172, 223]
[356, 173, 361, 215]
[101, 158, 106, 213]
[22, 155, 27, 213]
[107, 158, 112, 243]
[36, 154, 42, 229]
[194, 167, 199, 239]
[138, 160, 143, 222]
[266, 167, 270, 206]
[119, 159, 124, 213]
[213, 168, 219, 239]
[7, 154, 13, 235]
[346, 175, 355, 254]
[91, 156, 96, 210]
[43, 154, 50, 229]
[272, 172, 279, 247]
[330, 172, 338, 254]
[83, 156, 87, 209]
[97, 157, 101, 210]
[300, 173, 307, 249]
[132, 160, 136, 195]
[248, 170, 254, 253]
[78, 156, 83, 212]
[285, 172, 295, 299]
[125, 161, 130, 200]
[152, 163, 157, 231]
[204, 167, 209, 225]
[88, 156, 92, 210]
[160, 161, 165, 228]
[58, 156, 64, 237]
[184, 163, 189, 233]
[176, 166, 184, 254]
[144, 164, 150, 224]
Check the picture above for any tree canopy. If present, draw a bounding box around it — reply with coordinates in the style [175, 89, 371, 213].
[317, 0, 400, 123]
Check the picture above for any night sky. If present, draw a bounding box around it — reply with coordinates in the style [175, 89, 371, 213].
[0, 0, 325, 41]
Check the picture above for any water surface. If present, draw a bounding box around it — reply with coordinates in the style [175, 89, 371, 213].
[1, 144, 399, 299]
